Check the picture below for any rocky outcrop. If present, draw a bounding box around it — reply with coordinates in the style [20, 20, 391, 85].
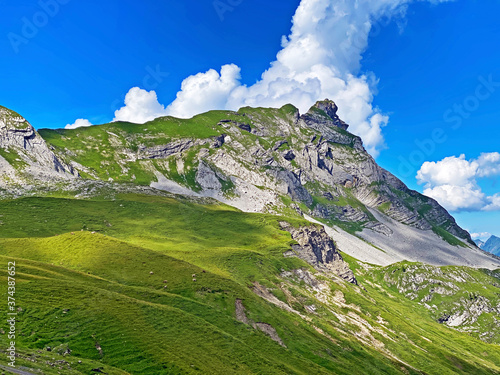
[138, 139, 200, 160]
[312, 204, 370, 224]
[0, 106, 76, 186]
[438, 295, 500, 328]
[381, 263, 500, 343]
[280, 222, 356, 284]
[300, 99, 349, 131]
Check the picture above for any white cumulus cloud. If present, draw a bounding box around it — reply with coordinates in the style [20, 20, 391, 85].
[476, 152, 500, 177]
[94, 0, 453, 156]
[162, 0, 452, 157]
[166, 64, 241, 118]
[417, 155, 479, 187]
[483, 194, 500, 212]
[422, 184, 486, 212]
[65, 119, 93, 130]
[417, 153, 500, 212]
[470, 232, 491, 240]
[113, 87, 168, 124]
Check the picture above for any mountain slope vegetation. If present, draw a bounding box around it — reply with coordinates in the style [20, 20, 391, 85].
[0, 102, 499, 374]
[0, 194, 499, 374]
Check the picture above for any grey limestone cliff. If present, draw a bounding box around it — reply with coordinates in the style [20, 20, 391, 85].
[0, 106, 76, 187]
[280, 221, 357, 284]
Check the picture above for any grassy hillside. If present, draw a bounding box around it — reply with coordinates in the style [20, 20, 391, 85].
[0, 195, 499, 374]
[37, 111, 251, 184]
[368, 262, 500, 343]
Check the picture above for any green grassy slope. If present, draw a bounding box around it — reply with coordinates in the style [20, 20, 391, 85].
[367, 262, 500, 343]
[0, 237, 336, 374]
[0, 195, 498, 374]
[37, 111, 248, 184]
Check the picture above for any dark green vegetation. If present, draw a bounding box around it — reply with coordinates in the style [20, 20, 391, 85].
[0, 195, 499, 374]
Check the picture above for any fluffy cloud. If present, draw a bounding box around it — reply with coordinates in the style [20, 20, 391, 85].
[89, 0, 452, 155]
[417, 155, 479, 187]
[483, 194, 500, 212]
[470, 232, 491, 240]
[421, 184, 486, 212]
[476, 152, 500, 177]
[166, 64, 241, 118]
[65, 119, 93, 130]
[113, 87, 168, 124]
[162, 0, 451, 157]
[417, 153, 500, 212]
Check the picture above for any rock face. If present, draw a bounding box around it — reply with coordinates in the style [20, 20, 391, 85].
[280, 222, 357, 284]
[234, 299, 286, 347]
[300, 99, 349, 131]
[0, 106, 76, 187]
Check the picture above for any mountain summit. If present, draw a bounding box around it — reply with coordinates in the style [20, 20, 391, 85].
[300, 99, 349, 131]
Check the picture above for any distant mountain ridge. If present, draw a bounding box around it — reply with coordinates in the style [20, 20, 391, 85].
[483, 235, 500, 256]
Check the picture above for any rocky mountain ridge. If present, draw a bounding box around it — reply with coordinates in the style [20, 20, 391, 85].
[1, 100, 499, 270]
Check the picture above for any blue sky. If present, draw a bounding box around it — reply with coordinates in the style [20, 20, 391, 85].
[1, 0, 499, 239]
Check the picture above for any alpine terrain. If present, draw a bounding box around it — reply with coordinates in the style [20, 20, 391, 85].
[0, 101, 499, 374]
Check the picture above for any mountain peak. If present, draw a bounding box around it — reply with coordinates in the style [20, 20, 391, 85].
[310, 99, 339, 116]
[302, 99, 349, 130]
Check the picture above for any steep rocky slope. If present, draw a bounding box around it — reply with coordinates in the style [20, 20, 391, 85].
[0, 105, 76, 189]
